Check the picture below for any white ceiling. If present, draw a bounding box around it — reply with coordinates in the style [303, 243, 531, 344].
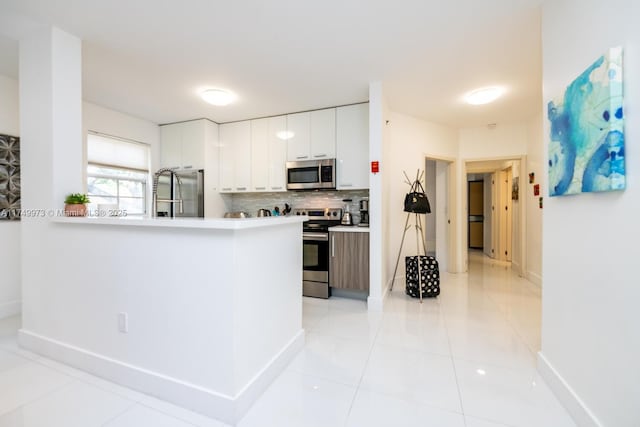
[0, 0, 542, 127]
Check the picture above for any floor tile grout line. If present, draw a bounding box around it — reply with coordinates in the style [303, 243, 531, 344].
[441, 300, 468, 427]
[99, 401, 139, 427]
[340, 306, 386, 427]
[0, 373, 76, 419]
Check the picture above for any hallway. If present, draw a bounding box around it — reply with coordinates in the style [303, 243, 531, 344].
[0, 254, 574, 426]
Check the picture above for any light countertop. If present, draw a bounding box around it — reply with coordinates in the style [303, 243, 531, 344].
[329, 225, 370, 233]
[52, 215, 307, 230]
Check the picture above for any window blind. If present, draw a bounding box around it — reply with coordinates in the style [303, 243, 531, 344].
[87, 133, 149, 171]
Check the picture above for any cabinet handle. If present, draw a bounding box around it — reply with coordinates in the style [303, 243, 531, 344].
[271, 186, 283, 190]
[183, 165, 193, 169]
[255, 187, 266, 190]
[236, 187, 247, 191]
[332, 235, 335, 257]
[341, 183, 353, 187]
[296, 156, 309, 160]
[222, 188, 232, 191]
[314, 154, 326, 158]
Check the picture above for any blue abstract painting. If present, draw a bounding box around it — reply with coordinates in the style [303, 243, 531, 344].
[547, 47, 625, 197]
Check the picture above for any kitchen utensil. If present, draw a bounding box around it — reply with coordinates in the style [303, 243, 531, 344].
[257, 209, 272, 217]
[224, 211, 249, 218]
[358, 198, 369, 227]
[341, 199, 353, 226]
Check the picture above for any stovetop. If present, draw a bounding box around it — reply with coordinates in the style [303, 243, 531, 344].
[293, 208, 342, 232]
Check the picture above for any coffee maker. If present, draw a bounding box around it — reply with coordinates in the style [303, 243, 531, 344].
[358, 199, 369, 227]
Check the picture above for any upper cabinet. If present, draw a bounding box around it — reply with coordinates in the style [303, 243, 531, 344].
[219, 121, 251, 192]
[286, 108, 336, 162]
[251, 116, 288, 192]
[336, 103, 369, 190]
[160, 120, 206, 170]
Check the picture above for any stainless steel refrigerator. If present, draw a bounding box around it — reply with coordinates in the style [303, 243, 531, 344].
[155, 169, 204, 218]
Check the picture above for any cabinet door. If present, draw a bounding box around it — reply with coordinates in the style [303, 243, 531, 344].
[268, 115, 288, 192]
[336, 103, 369, 189]
[233, 121, 252, 192]
[330, 231, 370, 291]
[160, 124, 182, 170]
[286, 112, 311, 161]
[310, 108, 336, 159]
[218, 123, 235, 192]
[251, 118, 269, 192]
[180, 120, 206, 170]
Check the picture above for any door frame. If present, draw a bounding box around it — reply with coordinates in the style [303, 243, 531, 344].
[423, 154, 458, 273]
[462, 155, 527, 276]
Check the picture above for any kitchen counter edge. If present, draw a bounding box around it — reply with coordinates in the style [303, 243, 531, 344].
[51, 215, 307, 230]
[329, 225, 370, 233]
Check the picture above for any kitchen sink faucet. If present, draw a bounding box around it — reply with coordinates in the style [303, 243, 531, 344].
[152, 168, 184, 217]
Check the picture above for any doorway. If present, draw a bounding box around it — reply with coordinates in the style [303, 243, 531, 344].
[464, 158, 524, 273]
[424, 157, 454, 273]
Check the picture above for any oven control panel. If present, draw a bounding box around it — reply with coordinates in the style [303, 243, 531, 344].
[292, 208, 342, 220]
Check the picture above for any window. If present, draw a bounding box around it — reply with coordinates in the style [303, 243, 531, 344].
[86, 133, 150, 216]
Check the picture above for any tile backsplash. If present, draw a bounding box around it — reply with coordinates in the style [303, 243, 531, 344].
[224, 189, 369, 224]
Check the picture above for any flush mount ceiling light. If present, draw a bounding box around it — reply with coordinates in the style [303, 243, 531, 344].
[465, 87, 505, 105]
[200, 89, 237, 106]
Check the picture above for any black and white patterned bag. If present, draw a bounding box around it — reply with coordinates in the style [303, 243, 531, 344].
[405, 255, 440, 298]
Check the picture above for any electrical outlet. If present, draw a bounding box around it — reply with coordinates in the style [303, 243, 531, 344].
[118, 312, 128, 333]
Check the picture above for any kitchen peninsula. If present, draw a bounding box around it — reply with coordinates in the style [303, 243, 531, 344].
[19, 215, 306, 424]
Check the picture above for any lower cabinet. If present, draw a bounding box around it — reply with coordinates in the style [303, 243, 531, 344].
[329, 231, 369, 292]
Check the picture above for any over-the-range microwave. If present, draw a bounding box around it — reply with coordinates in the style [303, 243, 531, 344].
[286, 159, 336, 190]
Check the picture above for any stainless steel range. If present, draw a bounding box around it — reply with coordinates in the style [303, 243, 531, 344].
[294, 207, 342, 299]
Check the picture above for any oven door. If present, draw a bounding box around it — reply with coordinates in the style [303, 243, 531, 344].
[302, 232, 330, 298]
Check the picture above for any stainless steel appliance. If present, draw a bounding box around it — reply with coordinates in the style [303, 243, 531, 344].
[359, 198, 369, 227]
[154, 169, 204, 218]
[341, 198, 353, 226]
[286, 159, 336, 190]
[294, 207, 342, 298]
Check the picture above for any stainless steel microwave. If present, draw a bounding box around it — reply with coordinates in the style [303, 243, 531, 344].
[286, 159, 336, 190]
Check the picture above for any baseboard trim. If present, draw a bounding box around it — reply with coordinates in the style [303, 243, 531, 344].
[367, 276, 395, 311]
[19, 329, 304, 425]
[527, 270, 542, 287]
[0, 300, 20, 319]
[537, 352, 603, 427]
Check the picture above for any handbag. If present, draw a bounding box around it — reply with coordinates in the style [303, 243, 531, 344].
[403, 180, 431, 214]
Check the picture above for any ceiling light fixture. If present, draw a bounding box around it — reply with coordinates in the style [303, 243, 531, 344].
[465, 87, 505, 105]
[200, 89, 237, 106]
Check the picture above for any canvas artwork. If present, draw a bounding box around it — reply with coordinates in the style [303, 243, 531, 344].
[0, 134, 21, 220]
[547, 47, 625, 197]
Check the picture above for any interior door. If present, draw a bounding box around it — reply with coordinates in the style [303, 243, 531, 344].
[468, 180, 484, 249]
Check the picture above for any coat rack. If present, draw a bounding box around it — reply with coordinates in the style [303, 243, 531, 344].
[389, 170, 433, 303]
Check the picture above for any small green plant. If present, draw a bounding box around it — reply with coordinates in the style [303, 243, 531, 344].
[64, 193, 90, 204]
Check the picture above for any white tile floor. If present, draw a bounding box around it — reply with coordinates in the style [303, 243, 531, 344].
[0, 251, 575, 426]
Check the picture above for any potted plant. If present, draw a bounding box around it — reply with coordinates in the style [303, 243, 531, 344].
[64, 193, 90, 217]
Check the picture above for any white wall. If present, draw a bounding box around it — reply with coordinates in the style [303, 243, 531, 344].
[0, 74, 21, 319]
[540, 1, 640, 426]
[525, 113, 543, 285]
[387, 112, 458, 280]
[459, 122, 527, 159]
[83, 101, 160, 173]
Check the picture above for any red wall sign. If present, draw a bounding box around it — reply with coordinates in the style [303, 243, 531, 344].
[371, 161, 379, 174]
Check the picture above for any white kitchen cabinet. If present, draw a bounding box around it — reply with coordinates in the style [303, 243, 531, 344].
[251, 116, 288, 192]
[268, 115, 288, 191]
[251, 118, 269, 191]
[159, 120, 206, 171]
[219, 121, 251, 193]
[286, 112, 311, 161]
[159, 124, 182, 170]
[286, 109, 336, 162]
[309, 108, 336, 159]
[336, 103, 369, 189]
